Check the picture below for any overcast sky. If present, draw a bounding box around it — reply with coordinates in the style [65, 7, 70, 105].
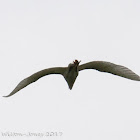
[0, 0, 140, 140]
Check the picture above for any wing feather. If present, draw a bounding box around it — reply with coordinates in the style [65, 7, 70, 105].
[78, 61, 140, 81]
[4, 67, 66, 97]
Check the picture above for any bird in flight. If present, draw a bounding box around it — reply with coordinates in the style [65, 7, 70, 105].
[4, 60, 140, 97]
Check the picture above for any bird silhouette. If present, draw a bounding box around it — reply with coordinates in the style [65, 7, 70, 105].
[4, 60, 140, 97]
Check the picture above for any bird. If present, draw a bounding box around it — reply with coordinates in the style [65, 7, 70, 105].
[3, 60, 140, 97]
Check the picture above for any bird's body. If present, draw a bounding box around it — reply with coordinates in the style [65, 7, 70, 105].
[64, 60, 80, 89]
[4, 60, 140, 97]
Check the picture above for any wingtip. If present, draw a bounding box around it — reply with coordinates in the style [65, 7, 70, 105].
[3, 95, 10, 97]
[3, 93, 12, 97]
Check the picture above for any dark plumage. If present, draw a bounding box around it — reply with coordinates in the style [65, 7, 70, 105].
[4, 60, 140, 97]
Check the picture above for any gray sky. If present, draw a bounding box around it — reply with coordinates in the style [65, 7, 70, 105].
[0, 0, 140, 139]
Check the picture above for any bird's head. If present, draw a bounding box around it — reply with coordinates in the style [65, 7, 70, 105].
[73, 59, 81, 66]
[68, 59, 81, 71]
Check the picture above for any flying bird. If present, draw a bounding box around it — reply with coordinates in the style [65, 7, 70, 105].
[4, 60, 140, 97]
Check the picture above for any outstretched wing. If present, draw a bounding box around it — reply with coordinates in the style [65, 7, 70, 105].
[4, 67, 66, 97]
[78, 61, 140, 81]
